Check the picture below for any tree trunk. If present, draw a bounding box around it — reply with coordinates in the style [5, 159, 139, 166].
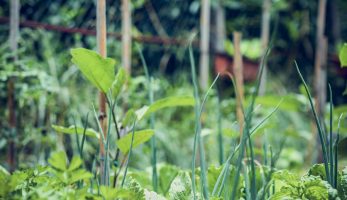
[199, 0, 210, 90]
[215, 1, 225, 53]
[122, 0, 132, 74]
[314, 0, 327, 122]
[7, 0, 20, 172]
[259, 0, 271, 95]
[97, 0, 108, 185]
[308, 0, 328, 164]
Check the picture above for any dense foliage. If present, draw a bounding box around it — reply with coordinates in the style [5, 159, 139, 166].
[1, 0, 347, 199]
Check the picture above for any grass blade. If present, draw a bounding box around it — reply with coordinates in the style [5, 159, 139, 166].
[294, 61, 330, 183]
[189, 40, 200, 200]
[189, 39, 219, 199]
[217, 88, 224, 165]
[329, 84, 333, 185]
[80, 112, 89, 159]
[121, 119, 137, 187]
[230, 45, 271, 200]
[136, 44, 158, 191]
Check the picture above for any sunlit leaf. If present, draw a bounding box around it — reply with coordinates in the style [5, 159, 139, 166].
[52, 125, 100, 139]
[111, 68, 127, 99]
[135, 106, 149, 121]
[70, 48, 116, 93]
[68, 169, 93, 184]
[100, 186, 131, 200]
[122, 109, 136, 127]
[68, 156, 83, 172]
[116, 129, 154, 154]
[135, 96, 195, 121]
[48, 151, 67, 171]
[339, 43, 347, 67]
[158, 165, 179, 195]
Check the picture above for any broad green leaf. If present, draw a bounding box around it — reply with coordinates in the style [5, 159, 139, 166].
[0, 165, 10, 196]
[273, 170, 300, 188]
[271, 170, 338, 199]
[308, 164, 326, 180]
[48, 151, 68, 171]
[158, 164, 180, 195]
[146, 96, 195, 113]
[125, 177, 146, 200]
[100, 186, 131, 200]
[68, 169, 93, 184]
[303, 177, 336, 199]
[168, 172, 192, 200]
[339, 43, 347, 67]
[246, 94, 303, 111]
[68, 156, 83, 172]
[116, 129, 154, 154]
[70, 48, 116, 93]
[111, 68, 127, 99]
[122, 109, 136, 127]
[135, 96, 195, 121]
[128, 171, 152, 190]
[52, 125, 100, 139]
[124, 177, 165, 200]
[135, 106, 149, 121]
[270, 190, 294, 200]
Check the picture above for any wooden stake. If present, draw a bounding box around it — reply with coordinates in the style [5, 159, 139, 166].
[215, 0, 225, 53]
[97, 0, 108, 185]
[233, 32, 244, 135]
[307, 0, 327, 164]
[7, 0, 20, 172]
[199, 0, 210, 90]
[314, 0, 327, 119]
[122, 0, 132, 74]
[259, 0, 271, 96]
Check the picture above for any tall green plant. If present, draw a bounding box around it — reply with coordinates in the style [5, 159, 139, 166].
[136, 44, 158, 192]
[294, 61, 339, 188]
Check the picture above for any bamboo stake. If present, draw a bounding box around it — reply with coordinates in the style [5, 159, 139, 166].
[215, 0, 225, 165]
[215, 0, 225, 53]
[309, 0, 327, 164]
[314, 0, 327, 119]
[259, 0, 271, 95]
[122, 0, 132, 74]
[97, 0, 108, 185]
[199, 0, 210, 90]
[7, 0, 20, 172]
[233, 32, 245, 135]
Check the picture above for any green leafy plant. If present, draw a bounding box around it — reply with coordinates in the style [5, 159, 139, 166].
[48, 151, 92, 185]
[271, 170, 339, 199]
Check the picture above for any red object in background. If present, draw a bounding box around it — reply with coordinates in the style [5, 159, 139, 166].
[214, 52, 259, 82]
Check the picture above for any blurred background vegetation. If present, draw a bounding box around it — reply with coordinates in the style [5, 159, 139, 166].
[0, 0, 347, 175]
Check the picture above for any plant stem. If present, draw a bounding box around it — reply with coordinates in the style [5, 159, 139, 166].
[295, 61, 330, 184]
[96, 0, 108, 185]
[121, 119, 137, 187]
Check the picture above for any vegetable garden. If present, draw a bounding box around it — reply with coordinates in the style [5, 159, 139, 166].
[1, 0, 347, 199]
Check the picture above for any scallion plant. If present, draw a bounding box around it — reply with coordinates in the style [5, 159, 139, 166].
[295, 61, 340, 188]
